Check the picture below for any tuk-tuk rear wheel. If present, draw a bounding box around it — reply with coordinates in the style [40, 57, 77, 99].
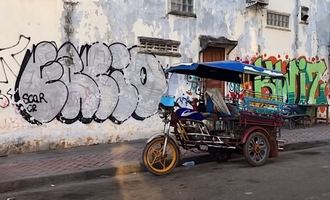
[243, 131, 270, 167]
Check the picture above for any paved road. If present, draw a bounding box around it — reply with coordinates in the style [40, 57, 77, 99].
[2, 145, 330, 200]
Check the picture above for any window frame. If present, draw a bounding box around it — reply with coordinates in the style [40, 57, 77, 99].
[300, 6, 309, 24]
[266, 10, 290, 30]
[168, 0, 196, 18]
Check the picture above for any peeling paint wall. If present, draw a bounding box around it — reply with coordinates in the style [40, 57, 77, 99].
[0, 0, 329, 154]
[232, 0, 330, 119]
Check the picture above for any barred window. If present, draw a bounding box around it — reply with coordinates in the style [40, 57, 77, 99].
[267, 11, 290, 28]
[168, 0, 195, 17]
[139, 37, 181, 57]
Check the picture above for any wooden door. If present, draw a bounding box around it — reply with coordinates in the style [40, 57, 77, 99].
[202, 47, 226, 95]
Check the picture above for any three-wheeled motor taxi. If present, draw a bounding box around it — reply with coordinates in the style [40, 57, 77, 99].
[143, 61, 285, 175]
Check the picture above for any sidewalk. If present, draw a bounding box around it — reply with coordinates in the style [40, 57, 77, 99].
[1, 125, 330, 193]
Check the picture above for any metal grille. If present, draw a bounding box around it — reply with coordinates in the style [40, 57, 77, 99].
[267, 11, 290, 28]
[140, 42, 179, 53]
[139, 37, 180, 56]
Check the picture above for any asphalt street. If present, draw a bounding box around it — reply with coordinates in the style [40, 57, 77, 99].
[2, 145, 330, 200]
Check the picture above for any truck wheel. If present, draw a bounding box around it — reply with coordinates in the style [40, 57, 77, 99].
[243, 132, 270, 167]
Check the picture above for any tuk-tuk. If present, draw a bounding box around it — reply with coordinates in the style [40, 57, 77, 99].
[143, 61, 285, 175]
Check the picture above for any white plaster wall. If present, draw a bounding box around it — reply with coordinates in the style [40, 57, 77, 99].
[263, 0, 329, 61]
[0, 0, 62, 43]
[0, 0, 64, 153]
[0, 0, 167, 154]
[0, 0, 329, 154]
[0, 0, 63, 97]
[263, 0, 296, 57]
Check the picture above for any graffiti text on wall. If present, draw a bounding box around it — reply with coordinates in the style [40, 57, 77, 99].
[250, 55, 328, 105]
[14, 41, 166, 125]
[0, 35, 31, 108]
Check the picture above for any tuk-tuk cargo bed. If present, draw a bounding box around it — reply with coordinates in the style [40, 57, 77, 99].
[242, 96, 284, 115]
[239, 111, 283, 127]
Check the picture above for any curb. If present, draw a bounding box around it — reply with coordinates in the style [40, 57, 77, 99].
[1, 140, 330, 193]
[0, 163, 145, 194]
[0, 153, 211, 194]
[283, 139, 330, 151]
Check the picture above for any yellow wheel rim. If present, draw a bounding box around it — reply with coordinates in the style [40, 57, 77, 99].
[145, 139, 178, 174]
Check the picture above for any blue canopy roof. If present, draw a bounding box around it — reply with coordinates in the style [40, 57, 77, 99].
[165, 61, 284, 83]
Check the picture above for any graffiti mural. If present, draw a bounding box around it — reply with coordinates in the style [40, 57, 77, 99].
[233, 54, 329, 107]
[186, 75, 201, 94]
[227, 82, 244, 101]
[0, 35, 31, 108]
[252, 55, 328, 105]
[14, 41, 166, 125]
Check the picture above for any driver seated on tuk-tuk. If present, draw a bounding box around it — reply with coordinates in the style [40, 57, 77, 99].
[191, 97, 199, 111]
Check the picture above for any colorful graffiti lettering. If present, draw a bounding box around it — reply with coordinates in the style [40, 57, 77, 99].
[232, 54, 329, 108]
[14, 41, 166, 125]
[187, 75, 201, 94]
[252, 55, 328, 105]
[227, 82, 244, 100]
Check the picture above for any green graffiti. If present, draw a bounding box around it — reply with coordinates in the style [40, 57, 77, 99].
[252, 56, 328, 105]
[286, 60, 300, 104]
[306, 60, 327, 104]
[298, 58, 307, 104]
[264, 60, 274, 70]
[254, 57, 278, 95]
[253, 57, 263, 94]
[254, 58, 288, 98]
[299, 72, 306, 104]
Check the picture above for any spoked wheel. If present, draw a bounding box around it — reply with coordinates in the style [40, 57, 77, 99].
[243, 132, 270, 167]
[143, 137, 179, 175]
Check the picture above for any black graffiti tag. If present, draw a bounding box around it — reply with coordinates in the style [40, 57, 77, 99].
[22, 92, 47, 112]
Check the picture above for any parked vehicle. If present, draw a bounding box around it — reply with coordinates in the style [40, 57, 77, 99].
[143, 61, 285, 175]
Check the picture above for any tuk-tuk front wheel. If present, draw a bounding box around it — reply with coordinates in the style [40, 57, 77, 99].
[243, 132, 270, 167]
[143, 137, 179, 175]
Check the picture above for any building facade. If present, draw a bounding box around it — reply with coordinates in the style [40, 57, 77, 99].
[0, 0, 329, 154]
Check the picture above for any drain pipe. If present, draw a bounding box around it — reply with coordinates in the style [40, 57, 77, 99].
[293, 0, 300, 57]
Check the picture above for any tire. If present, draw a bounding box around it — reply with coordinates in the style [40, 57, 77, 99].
[143, 137, 179, 175]
[243, 131, 270, 167]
